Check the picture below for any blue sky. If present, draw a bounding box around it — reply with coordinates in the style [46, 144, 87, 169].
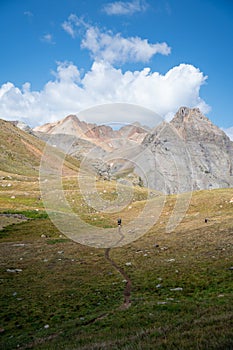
[0, 0, 232, 138]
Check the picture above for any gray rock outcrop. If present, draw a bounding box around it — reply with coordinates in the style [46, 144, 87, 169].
[33, 107, 233, 194]
[142, 107, 233, 193]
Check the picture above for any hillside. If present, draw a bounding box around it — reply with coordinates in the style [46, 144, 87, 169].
[0, 116, 232, 349]
[33, 107, 233, 194]
[0, 119, 80, 176]
[0, 174, 232, 349]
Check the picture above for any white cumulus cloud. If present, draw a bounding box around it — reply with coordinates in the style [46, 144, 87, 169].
[62, 14, 87, 38]
[62, 15, 171, 64]
[102, 0, 148, 15]
[0, 61, 209, 127]
[81, 26, 171, 64]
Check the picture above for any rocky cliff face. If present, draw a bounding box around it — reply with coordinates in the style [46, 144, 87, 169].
[142, 107, 233, 193]
[33, 107, 233, 194]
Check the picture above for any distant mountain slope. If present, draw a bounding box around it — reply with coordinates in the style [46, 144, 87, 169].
[34, 115, 149, 153]
[31, 107, 233, 193]
[0, 119, 79, 176]
[142, 107, 233, 193]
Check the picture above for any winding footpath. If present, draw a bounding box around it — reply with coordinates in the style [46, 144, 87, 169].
[84, 226, 132, 326]
[105, 246, 132, 309]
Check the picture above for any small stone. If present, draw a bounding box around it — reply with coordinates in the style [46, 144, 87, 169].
[125, 262, 132, 266]
[58, 251, 64, 254]
[170, 287, 183, 291]
[157, 301, 167, 305]
[44, 324, 49, 329]
[6, 268, 22, 273]
[156, 284, 162, 288]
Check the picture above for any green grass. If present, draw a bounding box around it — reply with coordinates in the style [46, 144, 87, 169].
[0, 175, 232, 349]
[1, 210, 48, 219]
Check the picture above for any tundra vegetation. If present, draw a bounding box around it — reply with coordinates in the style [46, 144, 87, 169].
[0, 170, 232, 350]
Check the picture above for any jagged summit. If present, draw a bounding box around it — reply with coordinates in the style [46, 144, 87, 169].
[170, 107, 230, 143]
[8, 106, 233, 194]
[142, 107, 233, 193]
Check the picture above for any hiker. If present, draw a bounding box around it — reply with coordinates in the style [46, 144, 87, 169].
[117, 218, 122, 227]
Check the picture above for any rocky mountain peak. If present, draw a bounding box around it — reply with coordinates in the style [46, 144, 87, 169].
[30, 106, 233, 194]
[11, 120, 33, 133]
[170, 107, 229, 144]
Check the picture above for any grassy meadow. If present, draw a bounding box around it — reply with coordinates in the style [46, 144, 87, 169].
[0, 171, 233, 349]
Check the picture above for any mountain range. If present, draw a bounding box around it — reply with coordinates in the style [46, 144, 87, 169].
[2, 106, 233, 194]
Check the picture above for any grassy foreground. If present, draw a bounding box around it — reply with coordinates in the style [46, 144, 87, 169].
[0, 173, 233, 349]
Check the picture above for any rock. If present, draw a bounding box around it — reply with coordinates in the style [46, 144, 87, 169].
[160, 246, 168, 251]
[156, 284, 162, 288]
[33, 107, 233, 194]
[125, 262, 132, 266]
[142, 107, 233, 193]
[12, 120, 33, 133]
[44, 324, 49, 329]
[6, 268, 22, 273]
[170, 287, 183, 291]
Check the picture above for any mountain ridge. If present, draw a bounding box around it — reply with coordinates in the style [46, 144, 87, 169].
[3, 107, 233, 193]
